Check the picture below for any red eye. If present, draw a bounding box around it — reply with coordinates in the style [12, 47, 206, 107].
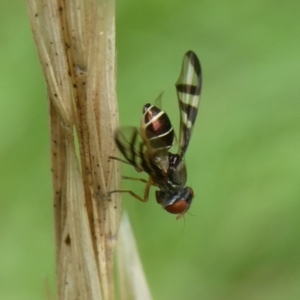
[165, 199, 188, 214]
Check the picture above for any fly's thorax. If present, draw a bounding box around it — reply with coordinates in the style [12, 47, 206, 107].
[140, 103, 175, 151]
[143, 148, 169, 174]
[167, 153, 187, 187]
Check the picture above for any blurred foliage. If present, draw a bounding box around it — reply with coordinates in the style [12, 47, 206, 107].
[0, 0, 300, 299]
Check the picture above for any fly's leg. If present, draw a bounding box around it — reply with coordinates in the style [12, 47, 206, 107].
[108, 156, 131, 165]
[122, 176, 148, 183]
[109, 178, 152, 203]
[109, 156, 143, 172]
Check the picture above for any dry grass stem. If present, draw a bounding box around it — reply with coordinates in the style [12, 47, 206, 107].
[117, 213, 153, 300]
[26, 0, 122, 299]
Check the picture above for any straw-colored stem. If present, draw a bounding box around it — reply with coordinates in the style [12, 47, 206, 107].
[26, 0, 121, 299]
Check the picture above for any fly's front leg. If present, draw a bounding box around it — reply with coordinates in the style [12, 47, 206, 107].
[109, 177, 153, 203]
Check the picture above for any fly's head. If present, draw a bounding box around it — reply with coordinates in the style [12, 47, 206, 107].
[155, 186, 194, 219]
[155, 153, 193, 219]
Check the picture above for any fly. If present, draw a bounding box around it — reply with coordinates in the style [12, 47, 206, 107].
[110, 51, 202, 219]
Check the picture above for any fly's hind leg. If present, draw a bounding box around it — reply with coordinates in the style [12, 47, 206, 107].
[109, 177, 152, 203]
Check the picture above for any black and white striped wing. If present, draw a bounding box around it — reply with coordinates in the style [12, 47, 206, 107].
[114, 126, 147, 172]
[176, 51, 202, 157]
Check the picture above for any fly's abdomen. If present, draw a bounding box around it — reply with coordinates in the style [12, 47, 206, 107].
[141, 104, 175, 150]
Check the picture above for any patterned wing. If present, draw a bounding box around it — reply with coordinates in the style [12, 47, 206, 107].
[175, 51, 202, 157]
[114, 126, 147, 172]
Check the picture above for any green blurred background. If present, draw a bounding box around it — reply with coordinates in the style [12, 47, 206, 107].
[1, 0, 300, 299]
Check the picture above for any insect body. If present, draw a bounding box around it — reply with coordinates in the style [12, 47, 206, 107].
[111, 51, 202, 219]
[140, 102, 175, 174]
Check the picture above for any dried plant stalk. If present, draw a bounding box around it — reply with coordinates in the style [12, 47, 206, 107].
[27, 0, 121, 299]
[117, 213, 152, 300]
